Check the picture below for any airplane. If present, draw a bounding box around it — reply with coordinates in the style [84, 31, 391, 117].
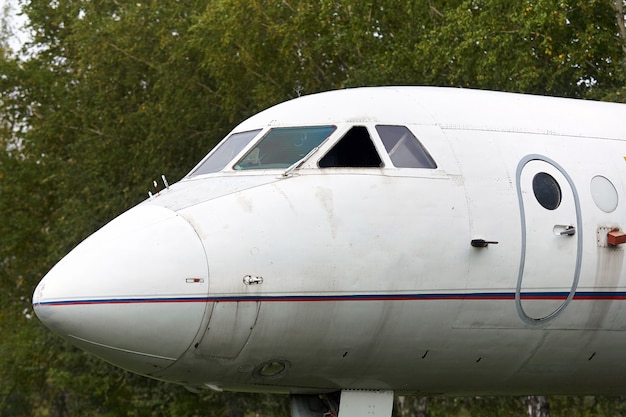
[32, 86, 626, 417]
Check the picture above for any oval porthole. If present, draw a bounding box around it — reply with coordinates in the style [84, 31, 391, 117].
[533, 172, 562, 210]
[590, 175, 618, 213]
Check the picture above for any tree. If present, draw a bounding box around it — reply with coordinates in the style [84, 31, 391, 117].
[1, 0, 262, 414]
[2, 0, 626, 415]
[357, 0, 626, 100]
[189, 0, 626, 108]
[612, 0, 626, 57]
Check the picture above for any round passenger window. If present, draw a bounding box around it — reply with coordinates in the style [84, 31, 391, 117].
[533, 172, 561, 210]
[590, 175, 618, 213]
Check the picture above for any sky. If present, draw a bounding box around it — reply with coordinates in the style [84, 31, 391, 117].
[1, 0, 30, 53]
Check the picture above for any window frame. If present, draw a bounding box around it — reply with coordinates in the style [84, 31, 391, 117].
[375, 124, 438, 169]
[187, 129, 263, 177]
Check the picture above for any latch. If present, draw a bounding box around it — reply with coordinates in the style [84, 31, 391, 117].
[471, 239, 499, 248]
[553, 225, 576, 236]
[243, 275, 264, 285]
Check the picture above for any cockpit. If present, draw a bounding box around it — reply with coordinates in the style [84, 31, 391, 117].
[187, 124, 437, 178]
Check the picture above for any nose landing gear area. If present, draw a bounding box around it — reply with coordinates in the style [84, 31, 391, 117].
[291, 390, 394, 417]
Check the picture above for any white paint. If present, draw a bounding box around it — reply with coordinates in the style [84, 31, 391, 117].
[338, 390, 394, 417]
[32, 87, 626, 417]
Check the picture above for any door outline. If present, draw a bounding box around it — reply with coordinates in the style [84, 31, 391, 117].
[515, 154, 583, 325]
[194, 300, 260, 360]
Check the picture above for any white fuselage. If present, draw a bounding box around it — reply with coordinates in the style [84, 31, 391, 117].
[33, 87, 626, 396]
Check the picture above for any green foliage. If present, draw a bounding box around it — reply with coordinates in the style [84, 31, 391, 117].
[405, 0, 626, 99]
[396, 396, 626, 417]
[396, 396, 528, 417]
[1, 0, 626, 415]
[190, 0, 626, 105]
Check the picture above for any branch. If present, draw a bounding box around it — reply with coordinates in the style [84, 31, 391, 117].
[612, 0, 626, 56]
[106, 42, 156, 69]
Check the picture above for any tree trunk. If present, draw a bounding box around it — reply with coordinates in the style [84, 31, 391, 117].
[396, 396, 428, 417]
[412, 397, 428, 417]
[612, 0, 626, 57]
[527, 395, 550, 417]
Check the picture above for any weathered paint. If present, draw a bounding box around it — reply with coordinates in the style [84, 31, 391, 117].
[34, 87, 626, 400]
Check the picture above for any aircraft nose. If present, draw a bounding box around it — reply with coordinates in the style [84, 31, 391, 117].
[33, 205, 209, 376]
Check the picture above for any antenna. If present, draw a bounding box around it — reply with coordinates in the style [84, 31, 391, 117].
[147, 175, 170, 198]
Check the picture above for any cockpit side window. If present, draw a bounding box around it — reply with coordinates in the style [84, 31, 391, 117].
[318, 126, 383, 168]
[376, 125, 437, 169]
[189, 129, 261, 176]
[234, 126, 336, 170]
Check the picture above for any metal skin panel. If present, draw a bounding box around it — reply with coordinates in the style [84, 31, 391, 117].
[33, 205, 211, 376]
[32, 87, 626, 416]
[337, 390, 394, 417]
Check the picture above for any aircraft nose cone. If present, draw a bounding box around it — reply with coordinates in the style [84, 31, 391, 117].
[33, 205, 209, 375]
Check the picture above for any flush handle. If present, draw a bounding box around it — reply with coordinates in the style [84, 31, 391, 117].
[555, 225, 575, 236]
[243, 275, 264, 285]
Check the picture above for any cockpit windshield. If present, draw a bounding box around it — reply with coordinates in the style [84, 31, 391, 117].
[234, 126, 336, 170]
[189, 129, 261, 176]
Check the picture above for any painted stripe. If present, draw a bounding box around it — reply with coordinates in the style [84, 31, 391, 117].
[34, 291, 626, 307]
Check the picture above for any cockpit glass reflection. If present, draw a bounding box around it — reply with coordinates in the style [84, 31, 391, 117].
[190, 129, 261, 176]
[234, 126, 336, 170]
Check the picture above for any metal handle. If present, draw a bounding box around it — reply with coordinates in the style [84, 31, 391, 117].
[471, 239, 499, 248]
[243, 275, 264, 285]
[555, 225, 576, 236]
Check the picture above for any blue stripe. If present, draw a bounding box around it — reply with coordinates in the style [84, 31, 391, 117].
[34, 291, 626, 307]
